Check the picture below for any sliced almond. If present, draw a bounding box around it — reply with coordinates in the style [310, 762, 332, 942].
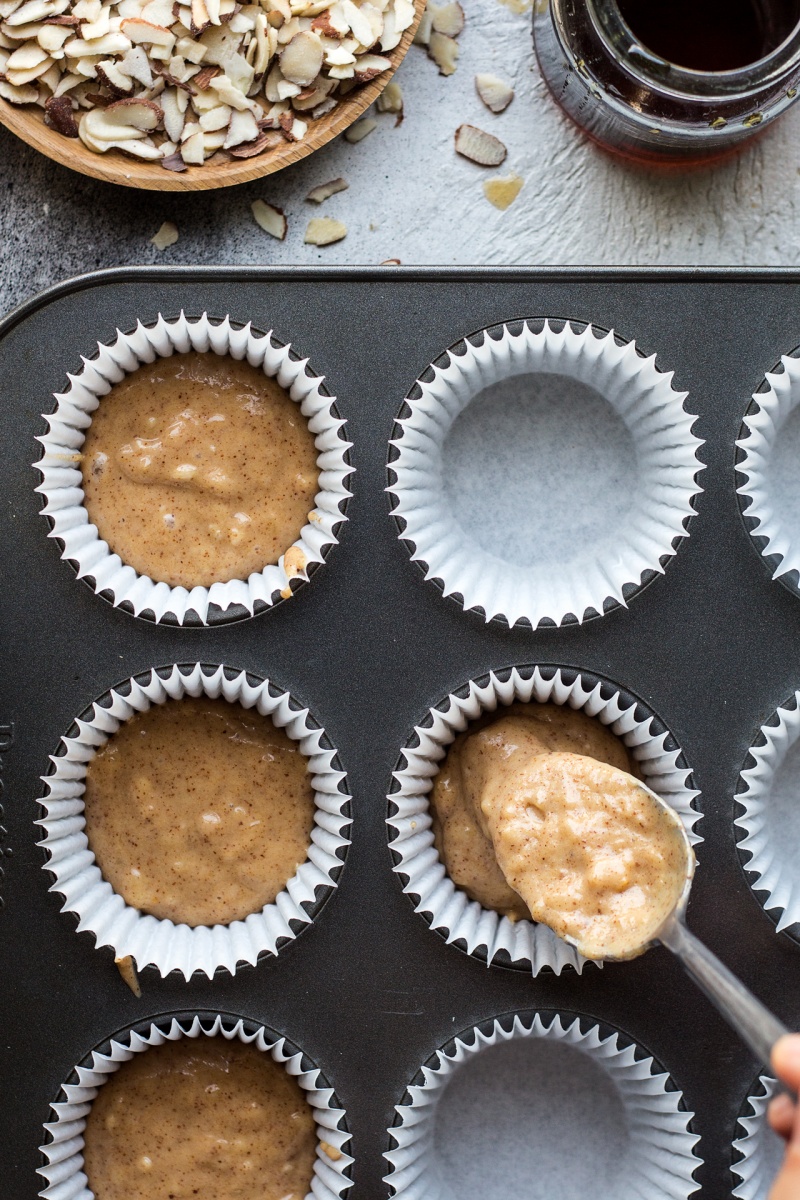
[454, 122, 506, 166]
[483, 172, 523, 209]
[304, 215, 346, 245]
[343, 113, 375, 141]
[151, 219, 179, 248]
[222, 103, 257, 145]
[228, 126, 281, 154]
[95, 57, 134, 93]
[352, 50, 389, 81]
[6, 0, 66, 24]
[43, 90, 77, 132]
[180, 125, 204, 160]
[120, 15, 175, 45]
[427, 29, 457, 74]
[0, 76, 37, 99]
[431, 0, 463, 35]
[305, 174, 347, 202]
[114, 955, 141, 997]
[412, 5, 431, 44]
[251, 197, 286, 238]
[278, 109, 305, 139]
[279, 27, 321, 84]
[161, 148, 187, 168]
[376, 77, 401, 119]
[475, 71, 513, 114]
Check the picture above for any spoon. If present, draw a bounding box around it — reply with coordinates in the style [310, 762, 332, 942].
[565, 778, 791, 1073]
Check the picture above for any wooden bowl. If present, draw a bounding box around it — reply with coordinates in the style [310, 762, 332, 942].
[0, 0, 424, 191]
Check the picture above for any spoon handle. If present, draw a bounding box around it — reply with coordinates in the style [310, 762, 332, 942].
[660, 915, 790, 1070]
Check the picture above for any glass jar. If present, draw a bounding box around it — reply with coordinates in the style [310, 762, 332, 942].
[533, 0, 800, 164]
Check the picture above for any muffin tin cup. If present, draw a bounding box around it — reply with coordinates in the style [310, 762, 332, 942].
[38, 1012, 354, 1200]
[387, 319, 704, 628]
[37, 663, 352, 980]
[384, 1011, 701, 1199]
[387, 664, 700, 975]
[34, 312, 353, 626]
[732, 1075, 782, 1200]
[737, 352, 800, 590]
[735, 692, 800, 939]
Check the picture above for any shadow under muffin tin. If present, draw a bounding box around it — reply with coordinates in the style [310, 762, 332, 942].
[3, 266, 800, 1200]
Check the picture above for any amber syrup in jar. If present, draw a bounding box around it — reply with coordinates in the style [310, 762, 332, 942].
[533, 0, 800, 164]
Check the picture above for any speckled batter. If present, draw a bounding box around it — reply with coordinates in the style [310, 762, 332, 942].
[83, 697, 315, 927]
[81, 352, 319, 588]
[83, 1036, 316, 1200]
[430, 703, 639, 920]
[480, 752, 688, 960]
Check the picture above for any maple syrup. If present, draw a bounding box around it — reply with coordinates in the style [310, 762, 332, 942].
[533, 0, 800, 164]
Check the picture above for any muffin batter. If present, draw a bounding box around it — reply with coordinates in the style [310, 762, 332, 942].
[83, 697, 315, 927]
[81, 352, 319, 588]
[430, 703, 639, 920]
[480, 751, 688, 960]
[83, 1036, 316, 1200]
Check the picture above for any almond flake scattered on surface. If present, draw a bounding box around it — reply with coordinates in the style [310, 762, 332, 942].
[251, 198, 287, 240]
[306, 176, 348, 203]
[320, 1142, 343, 1162]
[344, 114, 376, 142]
[376, 78, 402, 122]
[381, 257, 401, 264]
[114, 955, 141, 997]
[483, 172, 524, 209]
[431, 0, 463, 36]
[427, 29, 458, 75]
[305, 215, 346, 245]
[454, 122, 507, 166]
[475, 72, 514, 114]
[150, 219, 178, 249]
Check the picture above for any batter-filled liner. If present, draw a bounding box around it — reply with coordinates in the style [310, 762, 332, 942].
[384, 1012, 701, 1200]
[735, 692, 800, 941]
[737, 351, 800, 593]
[34, 312, 352, 625]
[38, 663, 351, 979]
[388, 320, 703, 628]
[387, 665, 700, 975]
[38, 1014, 353, 1200]
[732, 1075, 782, 1200]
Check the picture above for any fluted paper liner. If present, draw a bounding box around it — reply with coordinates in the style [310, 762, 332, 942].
[35, 312, 352, 624]
[39, 1014, 353, 1200]
[388, 320, 703, 628]
[384, 1012, 701, 1199]
[387, 666, 700, 974]
[737, 355, 800, 587]
[732, 1076, 782, 1199]
[38, 663, 351, 978]
[735, 694, 800, 935]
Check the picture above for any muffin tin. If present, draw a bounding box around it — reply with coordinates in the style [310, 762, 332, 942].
[3, 265, 800, 1200]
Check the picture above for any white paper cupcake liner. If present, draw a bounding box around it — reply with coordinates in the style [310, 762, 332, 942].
[38, 663, 351, 979]
[387, 664, 700, 975]
[384, 1011, 701, 1200]
[388, 320, 703, 628]
[39, 1013, 353, 1200]
[737, 352, 800, 589]
[34, 312, 353, 625]
[735, 692, 800, 937]
[732, 1075, 783, 1199]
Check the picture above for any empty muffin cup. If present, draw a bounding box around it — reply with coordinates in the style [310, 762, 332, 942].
[38, 1013, 353, 1200]
[735, 692, 800, 941]
[737, 351, 800, 594]
[35, 312, 353, 625]
[38, 663, 351, 979]
[387, 319, 703, 628]
[387, 664, 700, 974]
[732, 1076, 782, 1200]
[384, 1011, 701, 1200]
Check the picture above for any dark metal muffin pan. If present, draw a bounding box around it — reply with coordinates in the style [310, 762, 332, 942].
[2, 265, 800, 1200]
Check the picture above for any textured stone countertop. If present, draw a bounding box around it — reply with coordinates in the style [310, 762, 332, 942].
[2, 0, 800, 319]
